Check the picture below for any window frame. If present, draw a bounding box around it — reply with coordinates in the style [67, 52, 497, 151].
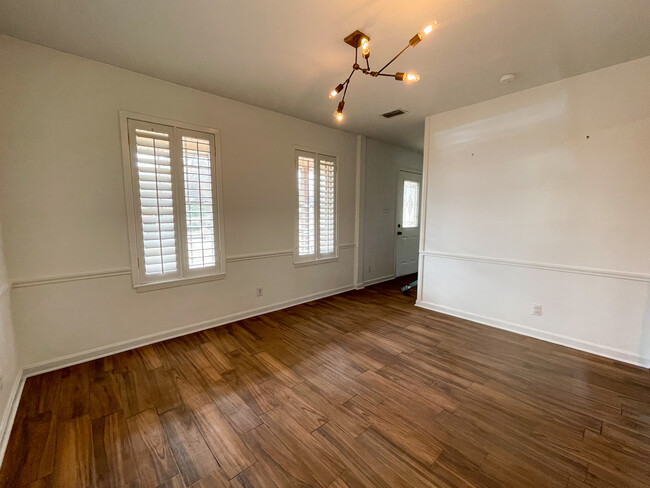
[119, 110, 226, 291]
[293, 148, 339, 266]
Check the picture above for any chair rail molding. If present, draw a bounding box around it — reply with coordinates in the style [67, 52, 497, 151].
[420, 251, 650, 282]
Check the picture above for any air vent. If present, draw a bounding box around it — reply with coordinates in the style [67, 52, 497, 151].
[381, 109, 408, 119]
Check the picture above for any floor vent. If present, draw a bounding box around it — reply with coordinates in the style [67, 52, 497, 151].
[381, 109, 408, 119]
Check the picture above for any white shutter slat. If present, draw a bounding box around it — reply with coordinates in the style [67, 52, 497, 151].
[181, 135, 217, 269]
[297, 154, 316, 256]
[132, 126, 178, 277]
[319, 159, 335, 256]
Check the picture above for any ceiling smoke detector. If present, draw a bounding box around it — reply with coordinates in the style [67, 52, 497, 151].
[500, 73, 516, 84]
[381, 109, 408, 119]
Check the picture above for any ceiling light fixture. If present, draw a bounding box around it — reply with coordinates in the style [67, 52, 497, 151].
[329, 22, 436, 122]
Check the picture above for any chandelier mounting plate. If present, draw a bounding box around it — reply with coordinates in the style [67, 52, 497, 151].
[343, 30, 370, 48]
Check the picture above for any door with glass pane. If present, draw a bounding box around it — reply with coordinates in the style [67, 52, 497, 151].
[395, 170, 422, 277]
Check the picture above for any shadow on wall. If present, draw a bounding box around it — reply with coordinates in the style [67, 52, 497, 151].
[641, 283, 650, 368]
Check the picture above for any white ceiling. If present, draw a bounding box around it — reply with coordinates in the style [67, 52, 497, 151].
[1, 0, 649, 151]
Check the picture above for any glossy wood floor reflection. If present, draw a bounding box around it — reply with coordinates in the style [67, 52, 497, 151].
[2, 276, 650, 488]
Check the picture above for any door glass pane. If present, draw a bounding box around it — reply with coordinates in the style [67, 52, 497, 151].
[402, 180, 420, 228]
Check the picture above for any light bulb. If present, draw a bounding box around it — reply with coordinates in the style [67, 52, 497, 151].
[410, 21, 436, 47]
[423, 22, 436, 35]
[361, 37, 370, 58]
[395, 72, 420, 82]
[329, 83, 344, 99]
[333, 100, 345, 122]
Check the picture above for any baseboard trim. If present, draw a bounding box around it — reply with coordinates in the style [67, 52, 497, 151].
[0, 371, 26, 469]
[415, 300, 649, 369]
[420, 251, 650, 283]
[23, 284, 355, 377]
[363, 274, 396, 287]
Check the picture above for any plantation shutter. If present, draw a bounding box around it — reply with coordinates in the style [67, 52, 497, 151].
[294, 150, 337, 263]
[179, 131, 218, 271]
[319, 157, 336, 256]
[128, 120, 179, 279]
[297, 152, 316, 257]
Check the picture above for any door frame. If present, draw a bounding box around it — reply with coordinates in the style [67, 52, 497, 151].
[394, 168, 423, 277]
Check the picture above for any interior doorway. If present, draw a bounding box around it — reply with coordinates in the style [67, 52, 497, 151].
[395, 170, 422, 277]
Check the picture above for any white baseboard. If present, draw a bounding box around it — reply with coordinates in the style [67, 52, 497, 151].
[23, 284, 355, 377]
[416, 300, 649, 369]
[0, 371, 26, 469]
[363, 274, 396, 287]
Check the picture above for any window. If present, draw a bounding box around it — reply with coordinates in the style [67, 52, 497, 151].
[294, 150, 337, 264]
[120, 113, 225, 290]
[402, 179, 420, 228]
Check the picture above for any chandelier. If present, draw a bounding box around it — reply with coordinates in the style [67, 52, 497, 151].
[330, 22, 436, 121]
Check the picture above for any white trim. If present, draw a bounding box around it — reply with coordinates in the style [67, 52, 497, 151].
[227, 250, 294, 263]
[354, 135, 366, 290]
[12, 268, 132, 288]
[22, 284, 355, 377]
[415, 300, 650, 368]
[417, 117, 431, 302]
[421, 251, 650, 282]
[134, 272, 226, 292]
[363, 274, 396, 287]
[0, 372, 26, 469]
[10, 244, 358, 289]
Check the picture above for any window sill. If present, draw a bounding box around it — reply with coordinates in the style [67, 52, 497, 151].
[293, 256, 339, 268]
[134, 272, 226, 292]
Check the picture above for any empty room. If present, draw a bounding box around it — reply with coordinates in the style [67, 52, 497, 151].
[0, 1, 649, 487]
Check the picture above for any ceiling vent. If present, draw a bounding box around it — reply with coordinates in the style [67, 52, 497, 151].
[381, 109, 408, 119]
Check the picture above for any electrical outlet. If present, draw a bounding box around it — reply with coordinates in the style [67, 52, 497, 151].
[256, 286, 263, 297]
[530, 303, 542, 316]
[367, 265, 372, 273]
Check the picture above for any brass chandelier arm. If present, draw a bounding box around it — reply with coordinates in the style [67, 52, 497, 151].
[376, 44, 411, 75]
[341, 69, 356, 102]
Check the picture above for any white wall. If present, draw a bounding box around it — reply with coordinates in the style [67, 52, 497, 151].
[418, 56, 650, 367]
[0, 222, 20, 461]
[0, 35, 361, 368]
[363, 138, 423, 284]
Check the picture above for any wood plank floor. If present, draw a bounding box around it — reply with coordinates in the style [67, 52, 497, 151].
[1, 275, 649, 488]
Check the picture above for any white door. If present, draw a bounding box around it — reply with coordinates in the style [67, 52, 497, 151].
[395, 170, 422, 277]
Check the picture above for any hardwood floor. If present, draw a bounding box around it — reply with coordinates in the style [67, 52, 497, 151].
[1, 275, 649, 487]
